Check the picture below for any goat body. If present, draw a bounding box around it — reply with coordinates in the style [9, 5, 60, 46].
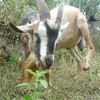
[10, 4, 94, 86]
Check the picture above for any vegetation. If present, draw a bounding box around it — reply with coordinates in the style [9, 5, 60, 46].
[0, 0, 100, 100]
[17, 70, 48, 100]
[0, 50, 100, 99]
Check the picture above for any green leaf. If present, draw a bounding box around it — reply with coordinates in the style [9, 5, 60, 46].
[22, 94, 31, 100]
[32, 91, 44, 97]
[26, 69, 36, 76]
[16, 83, 30, 87]
[39, 80, 48, 88]
[21, 97, 26, 100]
[36, 70, 47, 77]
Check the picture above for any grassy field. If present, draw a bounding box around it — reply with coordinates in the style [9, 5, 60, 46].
[0, 50, 100, 100]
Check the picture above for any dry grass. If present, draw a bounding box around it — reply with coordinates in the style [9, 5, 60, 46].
[0, 50, 100, 100]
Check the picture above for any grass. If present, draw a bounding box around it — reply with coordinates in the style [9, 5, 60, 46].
[0, 50, 100, 100]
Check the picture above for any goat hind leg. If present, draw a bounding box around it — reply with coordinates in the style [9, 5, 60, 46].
[77, 14, 94, 70]
[69, 47, 85, 77]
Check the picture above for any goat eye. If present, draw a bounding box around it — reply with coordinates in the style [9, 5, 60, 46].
[29, 21, 31, 24]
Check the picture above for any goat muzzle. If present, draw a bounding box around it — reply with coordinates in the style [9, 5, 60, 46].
[45, 55, 54, 69]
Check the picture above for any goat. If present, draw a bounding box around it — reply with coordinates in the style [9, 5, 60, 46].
[10, 0, 94, 86]
[17, 11, 98, 79]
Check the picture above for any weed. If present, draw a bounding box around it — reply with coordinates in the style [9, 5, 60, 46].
[17, 70, 48, 100]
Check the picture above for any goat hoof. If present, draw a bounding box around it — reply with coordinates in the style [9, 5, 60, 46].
[83, 67, 90, 71]
[83, 58, 90, 71]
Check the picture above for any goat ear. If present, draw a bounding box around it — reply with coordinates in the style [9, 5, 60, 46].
[9, 23, 31, 33]
[60, 22, 69, 31]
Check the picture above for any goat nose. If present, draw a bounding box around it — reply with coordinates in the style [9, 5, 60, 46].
[45, 55, 54, 68]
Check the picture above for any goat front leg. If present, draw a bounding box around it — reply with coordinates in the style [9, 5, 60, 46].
[18, 51, 30, 82]
[44, 69, 52, 95]
[45, 69, 52, 86]
[18, 57, 25, 80]
[25, 60, 38, 82]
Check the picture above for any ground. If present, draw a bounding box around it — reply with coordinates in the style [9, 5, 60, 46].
[0, 50, 100, 100]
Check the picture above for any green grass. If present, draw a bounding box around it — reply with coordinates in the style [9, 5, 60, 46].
[0, 50, 100, 100]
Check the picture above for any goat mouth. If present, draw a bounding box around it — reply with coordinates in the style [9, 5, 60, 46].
[37, 60, 45, 69]
[37, 60, 51, 70]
